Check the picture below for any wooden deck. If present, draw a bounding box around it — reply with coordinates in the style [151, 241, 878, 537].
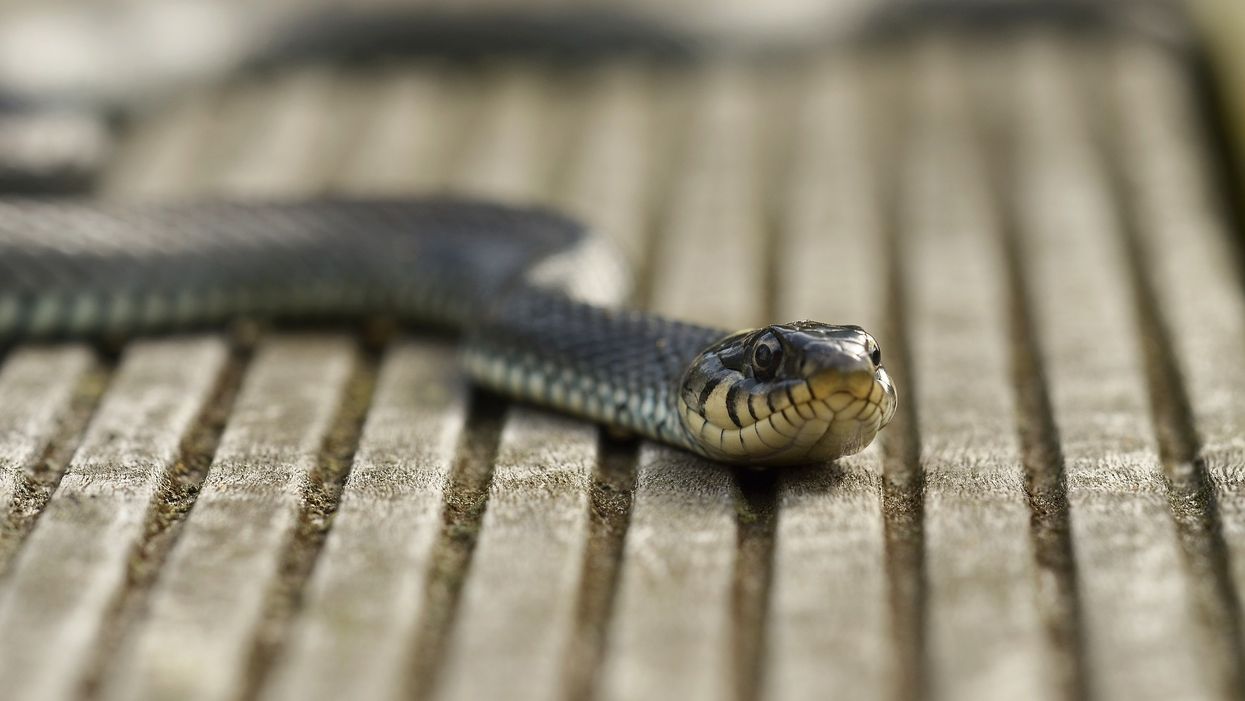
[1, 24, 1244, 701]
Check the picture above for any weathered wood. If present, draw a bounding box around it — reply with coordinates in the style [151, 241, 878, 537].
[103, 93, 224, 198]
[645, 68, 767, 331]
[1194, 0, 1245, 178]
[258, 342, 466, 701]
[436, 408, 596, 701]
[334, 71, 464, 196]
[1113, 40, 1245, 697]
[100, 337, 358, 701]
[901, 42, 1052, 700]
[600, 67, 765, 701]
[553, 67, 657, 273]
[0, 339, 230, 701]
[1008, 39, 1217, 700]
[445, 69, 565, 201]
[0, 346, 98, 574]
[211, 70, 360, 197]
[762, 57, 890, 701]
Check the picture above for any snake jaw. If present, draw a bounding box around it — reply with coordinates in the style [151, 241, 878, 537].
[677, 321, 898, 467]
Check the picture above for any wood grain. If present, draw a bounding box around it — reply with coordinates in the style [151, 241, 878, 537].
[900, 41, 1052, 701]
[1008, 39, 1217, 701]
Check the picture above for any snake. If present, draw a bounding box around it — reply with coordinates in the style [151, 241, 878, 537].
[0, 198, 897, 467]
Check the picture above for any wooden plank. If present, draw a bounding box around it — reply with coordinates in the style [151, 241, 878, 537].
[436, 409, 597, 701]
[1112, 40, 1245, 695]
[645, 69, 766, 331]
[1193, 0, 1245, 177]
[553, 66, 656, 270]
[1007, 39, 1216, 700]
[901, 42, 1052, 700]
[761, 57, 890, 701]
[0, 338, 230, 701]
[600, 67, 764, 701]
[334, 70, 465, 196]
[99, 337, 358, 701]
[0, 346, 98, 574]
[102, 93, 224, 199]
[212, 70, 364, 197]
[444, 69, 565, 201]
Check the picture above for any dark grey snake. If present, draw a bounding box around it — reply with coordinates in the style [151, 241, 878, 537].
[0, 198, 896, 466]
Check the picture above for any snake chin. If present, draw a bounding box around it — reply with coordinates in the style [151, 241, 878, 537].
[804, 366, 898, 463]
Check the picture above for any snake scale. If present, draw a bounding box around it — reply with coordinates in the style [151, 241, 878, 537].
[0, 198, 896, 466]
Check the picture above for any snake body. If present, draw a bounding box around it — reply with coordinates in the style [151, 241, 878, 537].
[0, 197, 895, 466]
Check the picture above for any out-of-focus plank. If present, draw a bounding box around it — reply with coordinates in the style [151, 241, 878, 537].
[443, 69, 564, 200]
[102, 93, 224, 198]
[1113, 40, 1245, 694]
[901, 41, 1052, 700]
[0, 338, 229, 701]
[0, 347, 96, 574]
[334, 71, 465, 196]
[100, 338, 358, 701]
[1008, 39, 1216, 700]
[600, 67, 765, 701]
[1194, 0, 1245, 179]
[646, 69, 765, 331]
[553, 66, 656, 272]
[211, 70, 364, 197]
[761, 57, 890, 701]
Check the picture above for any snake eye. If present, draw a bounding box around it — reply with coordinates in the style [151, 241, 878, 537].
[751, 332, 783, 380]
[864, 336, 882, 366]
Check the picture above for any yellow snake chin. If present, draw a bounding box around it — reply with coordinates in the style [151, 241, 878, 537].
[680, 366, 898, 467]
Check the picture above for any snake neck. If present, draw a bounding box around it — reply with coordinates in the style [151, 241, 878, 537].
[460, 288, 724, 449]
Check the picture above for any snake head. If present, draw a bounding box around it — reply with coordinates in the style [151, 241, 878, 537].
[676, 321, 897, 467]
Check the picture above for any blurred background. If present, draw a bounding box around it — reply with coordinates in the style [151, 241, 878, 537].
[4, 2, 1245, 701]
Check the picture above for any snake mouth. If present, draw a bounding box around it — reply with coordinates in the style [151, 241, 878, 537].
[679, 365, 897, 467]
